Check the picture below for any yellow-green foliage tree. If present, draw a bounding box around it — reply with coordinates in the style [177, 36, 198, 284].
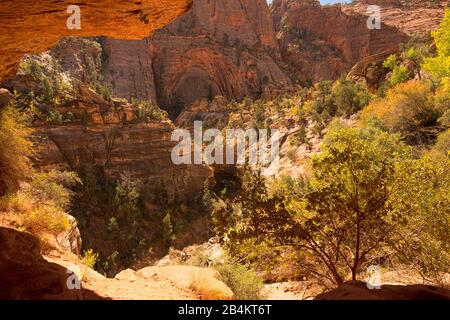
[422, 8, 450, 80]
[0, 103, 33, 195]
[390, 157, 450, 284]
[361, 80, 447, 145]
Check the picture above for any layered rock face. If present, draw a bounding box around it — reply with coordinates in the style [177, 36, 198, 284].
[271, 0, 409, 85]
[32, 86, 210, 201]
[343, 0, 449, 36]
[0, 0, 193, 81]
[100, 38, 157, 102]
[99, 0, 291, 118]
[66, 0, 444, 113]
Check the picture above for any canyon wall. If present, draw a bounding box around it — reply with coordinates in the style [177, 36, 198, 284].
[343, 0, 448, 36]
[99, 0, 441, 105]
[100, 0, 291, 118]
[271, 0, 410, 85]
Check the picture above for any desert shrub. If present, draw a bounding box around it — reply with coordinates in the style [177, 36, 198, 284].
[20, 204, 69, 235]
[162, 212, 175, 246]
[0, 104, 33, 195]
[0, 192, 35, 214]
[95, 83, 113, 101]
[45, 110, 63, 124]
[290, 124, 308, 147]
[390, 65, 411, 87]
[361, 81, 444, 145]
[19, 56, 74, 104]
[188, 247, 210, 268]
[81, 249, 100, 280]
[383, 54, 412, 87]
[433, 129, 450, 157]
[82, 249, 99, 269]
[19, 58, 44, 81]
[331, 78, 370, 117]
[114, 175, 141, 217]
[0, 170, 79, 240]
[213, 263, 264, 300]
[383, 54, 398, 70]
[251, 101, 266, 129]
[390, 157, 450, 284]
[28, 170, 80, 209]
[135, 100, 168, 121]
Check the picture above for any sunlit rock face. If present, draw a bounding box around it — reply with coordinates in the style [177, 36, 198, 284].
[271, 0, 410, 85]
[148, 0, 291, 118]
[0, 0, 193, 81]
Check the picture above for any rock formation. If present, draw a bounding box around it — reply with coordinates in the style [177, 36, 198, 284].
[27, 0, 443, 116]
[99, 0, 291, 118]
[315, 281, 450, 300]
[101, 38, 158, 102]
[151, 0, 290, 108]
[0, 0, 193, 81]
[0, 227, 234, 300]
[271, 0, 410, 85]
[343, 0, 449, 36]
[0, 227, 83, 299]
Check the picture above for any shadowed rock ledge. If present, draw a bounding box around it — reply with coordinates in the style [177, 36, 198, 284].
[0, 0, 193, 81]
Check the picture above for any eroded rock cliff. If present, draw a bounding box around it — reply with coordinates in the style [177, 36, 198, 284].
[99, 0, 291, 119]
[343, 0, 449, 36]
[271, 0, 410, 85]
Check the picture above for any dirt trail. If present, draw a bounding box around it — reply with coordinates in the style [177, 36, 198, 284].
[82, 276, 198, 300]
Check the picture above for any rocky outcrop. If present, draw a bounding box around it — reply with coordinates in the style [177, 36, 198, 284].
[22, 0, 445, 115]
[100, 38, 158, 102]
[0, 227, 84, 299]
[32, 85, 211, 200]
[315, 281, 450, 300]
[95, 0, 290, 118]
[343, 0, 449, 36]
[175, 96, 231, 129]
[0, 0, 193, 81]
[271, 0, 410, 85]
[0, 227, 234, 300]
[150, 0, 290, 118]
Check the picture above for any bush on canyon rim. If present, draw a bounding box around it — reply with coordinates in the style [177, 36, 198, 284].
[1, 170, 79, 237]
[213, 263, 264, 300]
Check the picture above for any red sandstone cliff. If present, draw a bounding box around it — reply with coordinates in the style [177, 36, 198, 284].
[271, 0, 411, 85]
[98, 0, 291, 119]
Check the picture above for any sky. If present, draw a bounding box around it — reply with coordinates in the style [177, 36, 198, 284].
[266, 0, 353, 4]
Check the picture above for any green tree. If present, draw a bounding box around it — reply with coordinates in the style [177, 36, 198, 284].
[227, 127, 411, 287]
[331, 78, 370, 117]
[390, 157, 450, 284]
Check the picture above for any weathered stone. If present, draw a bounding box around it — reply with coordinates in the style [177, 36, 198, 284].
[0, 0, 193, 81]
